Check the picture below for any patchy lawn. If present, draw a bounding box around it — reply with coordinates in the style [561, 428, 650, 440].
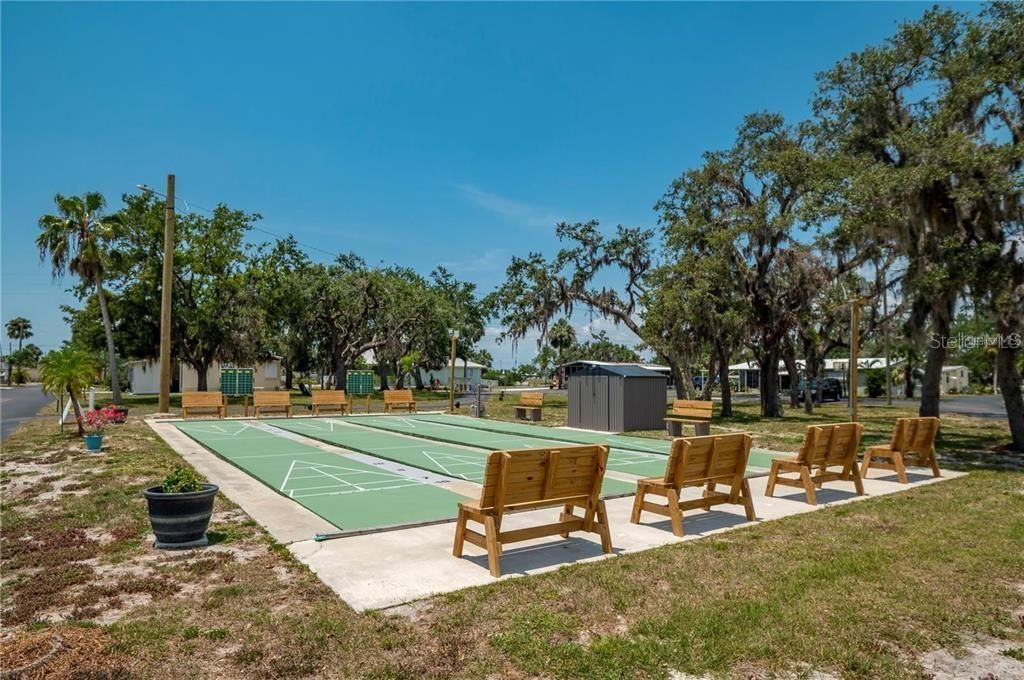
[1, 400, 1022, 678]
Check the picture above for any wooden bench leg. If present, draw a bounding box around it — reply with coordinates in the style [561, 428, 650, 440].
[694, 422, 711, 436]
[740, 480, 756, 521]
[800, 466, 817, 505]
[927, 448, 941, 478]
[595, 500, 612, 553]
[666, 421, 682, 437]
[484, 516, 501, 577]
[849, 461, 865, 495]
[892, 451, 908, 483]
[765, 460, 780, 497]
[666, 488, 684, 537]
[630, 486, 646, 524]
[559, 504, 575, 538]
[452, 508, 467, 557]
[860, 450, 874, 478]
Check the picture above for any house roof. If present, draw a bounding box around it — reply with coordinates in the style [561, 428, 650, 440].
[560, 360, 670, 372]
[728, 358, 906, 372]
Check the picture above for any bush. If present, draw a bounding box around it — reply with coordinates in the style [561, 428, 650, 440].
[161, 465, 205, 494]
[10, 367, 29, 385]
[865, 369, 885, 398]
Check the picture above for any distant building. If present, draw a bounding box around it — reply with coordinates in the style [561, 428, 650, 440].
[727, 358, 969, 395]
[417, 360, 487, 392]
[125, 357, 282, 394]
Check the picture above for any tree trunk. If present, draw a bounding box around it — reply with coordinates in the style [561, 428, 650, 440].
[284, 364, 293, 390]
[411, 366, 425, 390]
[996, 321, 1024, 451]
[68, 386, 85, 436]
[782, 347, 800, 408]
[393, 361, 404, 389]
[717, 345, 733, 417]
[378, 365, 390, 390]
[758, 349, 783, 418]
[920, 301, 954, 418]
[668, 360, 687, 399]
[903, 363, 915, 399]
[94, 278, 121, 403]
[194, 361, 210, 391]
[699, 353, 718, 401]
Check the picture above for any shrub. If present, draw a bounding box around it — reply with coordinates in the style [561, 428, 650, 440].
[78, 405, 120, 434]
[10, 367, 29, 385]
[161, 465, 205, 494]
[865, 369, 885, 398]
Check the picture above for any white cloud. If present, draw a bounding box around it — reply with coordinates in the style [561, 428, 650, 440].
[452, 182, 560, 228]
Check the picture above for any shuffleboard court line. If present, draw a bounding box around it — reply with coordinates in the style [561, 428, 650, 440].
[172, 421, 465, 535]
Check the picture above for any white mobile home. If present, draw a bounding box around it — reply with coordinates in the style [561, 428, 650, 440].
[126, 357, 282, 394]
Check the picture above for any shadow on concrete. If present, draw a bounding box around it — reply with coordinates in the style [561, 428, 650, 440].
[461, 536, 623, 575]
[639, 509, 756, 536]
[771, 487, 862, 504]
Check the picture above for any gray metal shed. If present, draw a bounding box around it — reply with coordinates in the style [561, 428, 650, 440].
[567, 364, 668, 432]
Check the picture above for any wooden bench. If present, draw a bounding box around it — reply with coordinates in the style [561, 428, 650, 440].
[252, 390, 292, 418]
[664, 399, 713, 437]
[861, 417, 940, 483]
[630, 433, 755, 536]
[514, 392, 544, 421]
[181, 391, 226, 419]
[383, 389, 416, 413]
[765, 422, 864, 505]
[453, 444, 613, 577]
[311, 389, 351, 416]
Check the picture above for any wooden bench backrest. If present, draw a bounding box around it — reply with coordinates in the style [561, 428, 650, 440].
[384, 389, 414, 403]
[182, 391, 223, 408]
[892, 417, 940, 453]
[253, 391, 291, 407]
[478, 445, 608, 511]
[519, 392, 545, 408]
[312, 390, 348, 405]
[799, 422, 863, 467]
[669, 399, 714, 420]
[665, 433, 751, 490]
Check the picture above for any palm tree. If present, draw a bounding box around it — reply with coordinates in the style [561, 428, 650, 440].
[547, 318, 577, 388]
[6, 317, 33, 351]
[36, 193, 121, 403]
[39, 346, 97, 436]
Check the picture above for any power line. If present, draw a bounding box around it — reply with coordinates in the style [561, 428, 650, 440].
[135, 184, 341, 260]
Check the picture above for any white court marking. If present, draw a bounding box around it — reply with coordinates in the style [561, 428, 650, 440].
[279, 459, 431, 499]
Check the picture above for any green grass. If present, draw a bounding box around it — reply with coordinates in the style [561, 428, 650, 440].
[2, 396, 1022, 677]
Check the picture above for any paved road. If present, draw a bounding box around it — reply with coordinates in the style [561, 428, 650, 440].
[0, 385, 54, 442]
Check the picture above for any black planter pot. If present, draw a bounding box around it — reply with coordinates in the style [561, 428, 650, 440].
[143, 484, 218, 547]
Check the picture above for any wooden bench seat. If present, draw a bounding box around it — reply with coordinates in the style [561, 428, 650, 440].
[453, 444, 613, 577]
[252, 390, 292, 418]
[664, 399, 713, 437]
[861, 417, 940, 483]
[514, 392, 544, 422]
[630, 433, 755, 536]
[383, 389, 416, 413]
[765, 422, 864, 505]
[181, 391, 226, 419]
[311, 389, 351, 416]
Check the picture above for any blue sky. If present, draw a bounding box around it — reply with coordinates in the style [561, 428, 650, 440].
[1, 1, 963, 367]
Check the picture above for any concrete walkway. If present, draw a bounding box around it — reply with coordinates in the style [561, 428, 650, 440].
[148, 417, 965, 611]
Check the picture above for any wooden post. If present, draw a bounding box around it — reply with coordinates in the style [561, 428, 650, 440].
[851, 299, 861, 422]
[158, 174, 175, 414]
[449, 332, 458, 414]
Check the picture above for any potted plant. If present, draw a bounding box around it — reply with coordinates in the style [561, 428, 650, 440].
[79, 404, 119, 451]
[143, 465, 218, 548]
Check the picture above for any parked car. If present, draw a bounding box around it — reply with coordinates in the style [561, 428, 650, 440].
[794, 378, 843, 402]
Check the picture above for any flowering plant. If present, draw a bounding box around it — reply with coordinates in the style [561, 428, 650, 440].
[79, 405, 120, 434]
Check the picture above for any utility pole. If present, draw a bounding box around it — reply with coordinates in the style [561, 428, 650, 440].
[158, 174, 175, 414]
[882, 271, 892, 406]
[448, 330, 459, 414]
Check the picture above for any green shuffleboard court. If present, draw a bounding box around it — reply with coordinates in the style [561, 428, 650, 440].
[266, 417, 637, 496]
[346, 414, 676, 479]
[409, 414, 783, 475]
[173, 420, 465, 533]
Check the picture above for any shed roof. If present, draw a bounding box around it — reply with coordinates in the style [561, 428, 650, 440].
[568, 363, 665, 378]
